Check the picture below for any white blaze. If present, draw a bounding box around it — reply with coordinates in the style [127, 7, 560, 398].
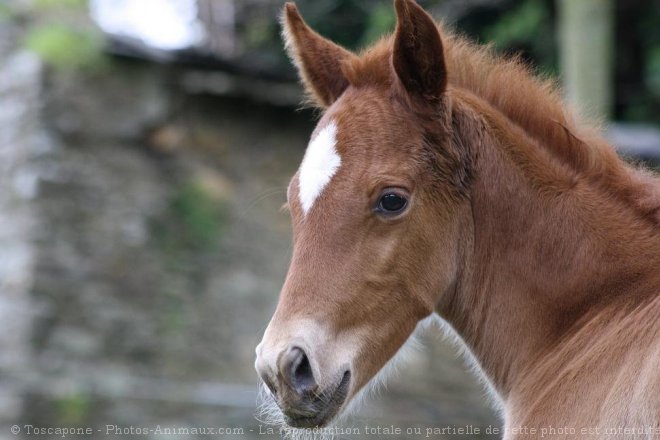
[298, 122, 341, 215]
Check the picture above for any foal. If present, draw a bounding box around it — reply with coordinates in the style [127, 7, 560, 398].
[255, 1, 660, 438]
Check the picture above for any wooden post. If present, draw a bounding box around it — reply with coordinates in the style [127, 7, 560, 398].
[197, 0, 236, 56]
[558, 0, 614, 120]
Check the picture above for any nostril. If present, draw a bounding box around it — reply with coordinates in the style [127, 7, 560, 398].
[292, 350, 315, 393]
[283, 346, 317, 394]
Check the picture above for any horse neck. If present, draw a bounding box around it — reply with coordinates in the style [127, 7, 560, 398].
[437, 91, 660, 400]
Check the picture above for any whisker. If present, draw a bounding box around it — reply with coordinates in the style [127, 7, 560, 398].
[235, 187, 288, 220]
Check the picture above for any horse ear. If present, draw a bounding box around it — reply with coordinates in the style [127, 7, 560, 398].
[392, 0, 447, 102]
[282, 3, 355, 108]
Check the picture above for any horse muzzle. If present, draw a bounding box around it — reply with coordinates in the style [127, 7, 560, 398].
[256, 343, 352, 427]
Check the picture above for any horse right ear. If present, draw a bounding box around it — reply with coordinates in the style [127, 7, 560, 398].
[281, 3, 355, 108]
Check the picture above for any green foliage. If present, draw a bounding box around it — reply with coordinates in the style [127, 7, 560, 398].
[460, 0, 558, 76]
[149, 180, 227, 335]
[24, 24, 106, 71]
[162, 294, 186, 333]
[0, 4, 15, 21]
[153, 181, 227, 255]
[485, 0, 546, 49]
[244, 16, 276, 50]
[360, 3, 396, 46]
[170, 182, 225, 249]
[646, 46, 660, 98]
[33, 0, 87, 9]
[54, 393, 91, 425]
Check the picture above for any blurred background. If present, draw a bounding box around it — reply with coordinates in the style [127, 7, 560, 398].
[0, 0, 658, 439]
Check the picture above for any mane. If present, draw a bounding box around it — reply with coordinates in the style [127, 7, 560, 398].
[341, 26, 660, 224]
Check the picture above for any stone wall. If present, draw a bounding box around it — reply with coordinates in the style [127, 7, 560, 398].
[0, 54, 500, 440]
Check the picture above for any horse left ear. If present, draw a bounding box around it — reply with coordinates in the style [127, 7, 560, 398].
[392, 0, 447, 102]
[282, 3, 356, 108]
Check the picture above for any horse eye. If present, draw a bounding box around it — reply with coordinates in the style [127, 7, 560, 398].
[377, 192, 408, 214]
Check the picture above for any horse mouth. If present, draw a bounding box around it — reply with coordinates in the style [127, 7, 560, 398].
[284, 370, 351, 428]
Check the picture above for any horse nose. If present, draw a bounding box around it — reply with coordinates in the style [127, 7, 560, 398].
[279, 346, 317, 394]
[255, 338, 351, 427]
[255, 345, 318, 398]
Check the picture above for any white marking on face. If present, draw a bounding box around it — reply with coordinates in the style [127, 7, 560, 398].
[298, 122, 341, 215]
